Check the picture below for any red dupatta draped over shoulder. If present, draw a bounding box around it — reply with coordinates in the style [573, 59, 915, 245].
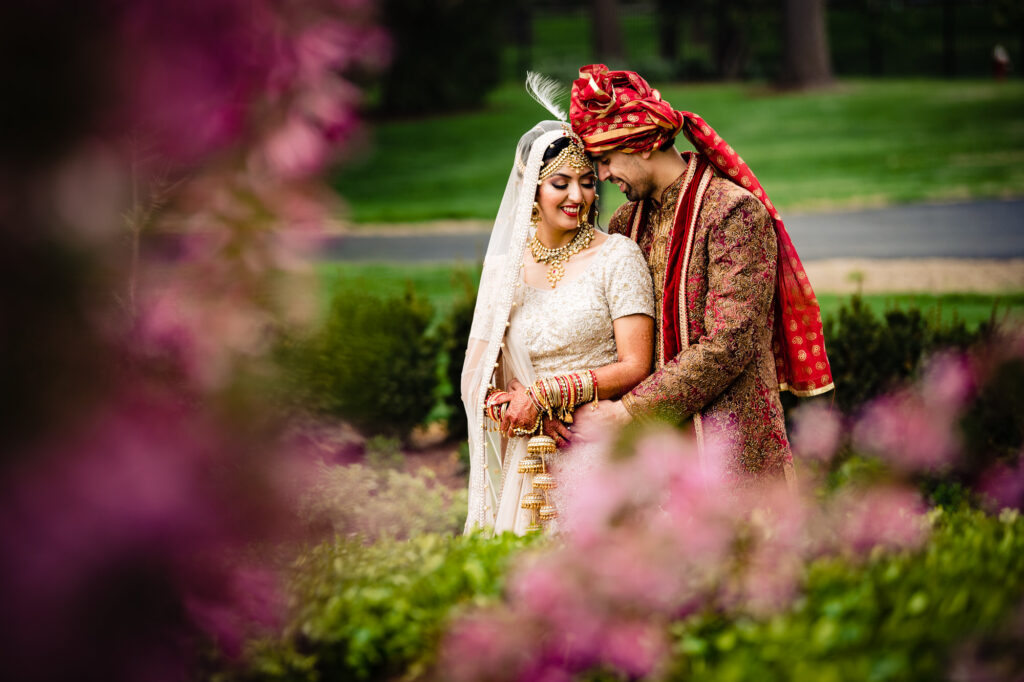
[571, 64, 834, 397]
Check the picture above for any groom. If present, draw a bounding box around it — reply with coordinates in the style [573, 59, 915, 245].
[569, 64, 834, 483]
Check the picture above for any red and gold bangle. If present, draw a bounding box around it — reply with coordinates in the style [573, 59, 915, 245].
[526, 387, 544, 414]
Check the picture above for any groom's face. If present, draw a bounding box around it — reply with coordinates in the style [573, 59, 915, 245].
[593, 150, 656, 202]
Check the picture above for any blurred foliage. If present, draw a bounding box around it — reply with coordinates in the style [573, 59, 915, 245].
[823, 294, 988, 412]
[219, 508, 1023, 682]
[235, 532, 531, 681]
[380, 0, 506, 115]
[438, 269, 478, 440]
[959, 354, 1024, 475]
[280, 289, 440, 441]
[666, 507, 1024, 682]
[820, 295, 1024, 506]
[456, 440, 471, 477]
[363, 435, 405, 470]
[297, 462, 466, 541]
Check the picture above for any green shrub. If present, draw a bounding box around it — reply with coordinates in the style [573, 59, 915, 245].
[823, 295, 986, 412]
[959, 353, 1024, 480]
[438, 269, 477, 441]
[298, 463, 466, 541]
[379, 0, 505, 115]
[285, 289, 440, 441]
[364, 435, 404, 471]
[240, 532, 531, 681]
[666, 507, 1024, 682]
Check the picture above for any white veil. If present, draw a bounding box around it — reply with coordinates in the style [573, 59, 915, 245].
[462, 121, 569, 534]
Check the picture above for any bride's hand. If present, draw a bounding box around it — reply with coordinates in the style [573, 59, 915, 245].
[498, 384, 539, 437]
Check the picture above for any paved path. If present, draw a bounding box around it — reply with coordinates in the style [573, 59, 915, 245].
[318, 199, 1024, 262]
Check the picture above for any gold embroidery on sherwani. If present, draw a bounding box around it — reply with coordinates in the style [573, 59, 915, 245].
[612, 174, 796, 483]
[681, 165, 715, 453]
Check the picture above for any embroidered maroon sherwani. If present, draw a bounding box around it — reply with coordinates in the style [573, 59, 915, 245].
[608, 153, 795, 481]
[572, 64, 834, 484]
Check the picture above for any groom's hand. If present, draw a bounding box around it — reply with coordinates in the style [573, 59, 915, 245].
[571, 399, 631, 442]
[499, 384, 539, 437]
[543, 417, 573, 449]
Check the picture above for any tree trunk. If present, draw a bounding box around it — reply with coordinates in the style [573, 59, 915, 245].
[511, 1, 533, 77]
[714, 1, 747, 80]
[866, 0, 884, 76]
[656, 0, 682, 62]
[592, 0, 625, 63]
[941, 0, 956, 77]
[779, 0, 833, 88]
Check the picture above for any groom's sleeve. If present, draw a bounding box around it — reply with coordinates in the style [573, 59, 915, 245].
[621, 187, 776, 422]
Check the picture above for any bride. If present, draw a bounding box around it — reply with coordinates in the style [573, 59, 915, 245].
[462, 84, 655, 535]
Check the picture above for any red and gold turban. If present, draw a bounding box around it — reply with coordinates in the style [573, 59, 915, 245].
[570, 64, 834, 397]
[570, 64, 684, 154]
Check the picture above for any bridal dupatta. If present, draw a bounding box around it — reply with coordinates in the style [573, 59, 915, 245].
[461, 122, 575, 534]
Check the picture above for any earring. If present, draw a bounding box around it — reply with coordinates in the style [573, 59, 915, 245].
[531, 201, 540, 227]
[593, 192, 600, 227]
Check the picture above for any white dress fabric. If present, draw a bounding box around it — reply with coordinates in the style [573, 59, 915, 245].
[502, 233, 654, 531]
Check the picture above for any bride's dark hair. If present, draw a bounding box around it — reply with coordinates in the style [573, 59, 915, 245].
[541, 136, 572, 164]
[518, 135, 572, 175]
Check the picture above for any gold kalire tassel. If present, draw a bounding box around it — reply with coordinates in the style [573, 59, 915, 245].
[520, 434, 558, 530]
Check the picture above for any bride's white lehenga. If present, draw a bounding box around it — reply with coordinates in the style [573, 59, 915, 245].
[461, 120, 653, 536]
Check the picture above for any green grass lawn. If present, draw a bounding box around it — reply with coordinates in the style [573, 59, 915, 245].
[318, 262, 1024, 330]
[332, 79, 1024, 224]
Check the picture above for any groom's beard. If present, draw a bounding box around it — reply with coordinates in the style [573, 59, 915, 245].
[622, 175, 656, 202]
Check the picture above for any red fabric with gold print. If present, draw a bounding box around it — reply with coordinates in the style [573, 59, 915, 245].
[570, 64, 833, 396]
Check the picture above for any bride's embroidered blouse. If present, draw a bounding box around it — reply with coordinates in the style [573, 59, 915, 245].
[508, 233, 654, 378]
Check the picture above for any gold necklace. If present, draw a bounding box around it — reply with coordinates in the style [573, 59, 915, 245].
[529, 223, 594, 288]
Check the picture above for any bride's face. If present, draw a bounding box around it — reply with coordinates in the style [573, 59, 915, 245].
[535, 165, 597, 234]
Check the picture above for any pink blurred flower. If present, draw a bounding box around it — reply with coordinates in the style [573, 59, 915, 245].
[261, 114, 330, 179]
[0, 395, 287, 680]
[835, 485, 929, 554]
[790, 401, 843, 462]
[510, 558, 573, 615]
[442, 610, 529, 682]
[119, 0, 266, 162]
[854, 391, 960, 472]
[599, 620, 667, 677]
[920, 351, 976, 413]
[136, 284, 270, 388]
[979, 457, 1024, 511]
[185, 565, 284, 659]
[732, 545, 804, 614]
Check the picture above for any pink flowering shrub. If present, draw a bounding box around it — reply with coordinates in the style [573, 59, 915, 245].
[852, 352, 975, 473]
[441, 428, 933, 681]
[440, 331, 1024, 681]
[0, 2, 385, 681]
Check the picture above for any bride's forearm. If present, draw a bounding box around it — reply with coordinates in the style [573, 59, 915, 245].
[591, 358, 651, 400]
[595, 313, 654, 400]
